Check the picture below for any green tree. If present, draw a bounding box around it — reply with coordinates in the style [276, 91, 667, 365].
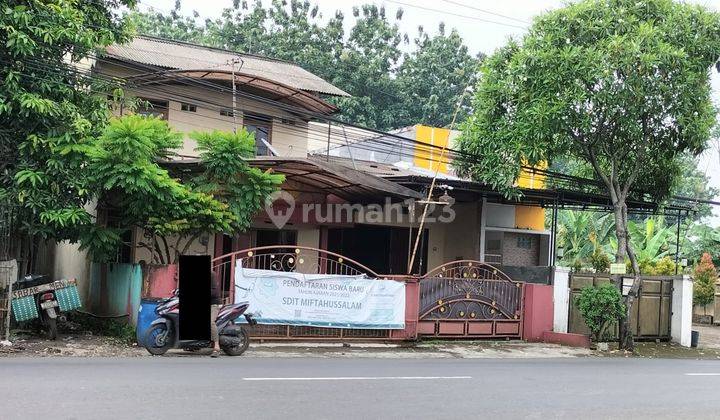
[129, 0, 208, 43]
[128, 1, 480, 130]
[693, 252, 717, 313]
[456, 0, 720, 350]
[556, 211, 614, 265]
[0, 0, 135, 273]
[683, 224, 720, 266]
[205, 0, 341, 76]
[624, 217, 674, 263]
[672, 155, 718, 220]
[329, 4, 404, 129]
[395, 24, 482, 128]
[85, 116, 283, 264]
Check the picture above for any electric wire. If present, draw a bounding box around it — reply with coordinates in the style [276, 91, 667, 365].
[2, 44, 706, 213]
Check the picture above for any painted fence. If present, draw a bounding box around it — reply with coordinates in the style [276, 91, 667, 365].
[83, 254, 553, 343]
[88, 263, 142, 324]
[86, 263, 178, 325]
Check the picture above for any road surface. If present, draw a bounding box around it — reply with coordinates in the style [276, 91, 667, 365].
[2, 356, 719, 419]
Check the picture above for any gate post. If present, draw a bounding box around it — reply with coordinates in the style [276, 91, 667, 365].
[671, 275, 693, 347]
[553, 267, 570, 333]
[390, 276, 419, 340]
[522, 283, 554, 341]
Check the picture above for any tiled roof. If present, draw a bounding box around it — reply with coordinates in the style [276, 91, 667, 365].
[104, 36, 349, 97]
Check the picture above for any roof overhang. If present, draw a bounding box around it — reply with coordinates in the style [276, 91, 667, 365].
[163, 157, 423, 203]
[251, 157, 424, 202]
[122, 67, 339, 115]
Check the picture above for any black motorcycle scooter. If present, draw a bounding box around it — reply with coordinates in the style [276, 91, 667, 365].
[143, 289, 256, 356]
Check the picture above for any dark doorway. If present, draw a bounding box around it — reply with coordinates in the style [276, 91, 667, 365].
[255, 229, 297, 249]
[255, 229, 298, 270]
[327, 225, 427, 275]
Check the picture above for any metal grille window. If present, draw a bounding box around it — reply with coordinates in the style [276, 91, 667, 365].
[180, 103, 197, 112]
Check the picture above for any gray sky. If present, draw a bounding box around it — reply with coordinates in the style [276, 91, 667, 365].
[141, 0, 720, 223]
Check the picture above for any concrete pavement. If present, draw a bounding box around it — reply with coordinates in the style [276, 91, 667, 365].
[2, 356, 720, 419]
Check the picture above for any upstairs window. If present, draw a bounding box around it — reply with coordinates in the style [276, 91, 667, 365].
[136, 98, 168, 120]
[244, 114, 272, 156]
[220, 109, 235, 117]
[180, 103, 197, 112]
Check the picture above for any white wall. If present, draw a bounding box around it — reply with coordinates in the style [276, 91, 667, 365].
[442, 202, 480, 262]
[53, 241, 92, 303]
[485, 203, 516, 228]
[672, 275, 694, 347]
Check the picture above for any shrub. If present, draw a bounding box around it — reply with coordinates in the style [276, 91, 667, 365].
[572, 258, 583, 273]
[693, 253, 717, 310]
[627, 256, 677, 275]
[576, 283, 626, 342]
[590, 250, 610, 273]
[653, 257, 676, 275]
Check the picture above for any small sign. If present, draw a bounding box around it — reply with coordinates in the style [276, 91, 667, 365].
[11, 278, 76, 299]
[622, 277, 635, 296]
[610, 263, 626, 275]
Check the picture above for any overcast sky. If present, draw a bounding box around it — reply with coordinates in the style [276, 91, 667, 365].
[142, 0, 720, 223]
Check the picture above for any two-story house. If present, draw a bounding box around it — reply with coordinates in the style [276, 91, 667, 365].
[51, 36, 425, 305]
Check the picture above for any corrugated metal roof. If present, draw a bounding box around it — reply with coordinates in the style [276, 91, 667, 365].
[104, 36, 349, 97]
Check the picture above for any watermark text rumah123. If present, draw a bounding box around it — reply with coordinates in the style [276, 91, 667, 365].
[264, 190, 456, 229]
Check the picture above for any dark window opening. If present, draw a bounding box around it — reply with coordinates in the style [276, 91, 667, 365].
[244, 114, 272, 156]
[220, 109, 235, 117]
[136, 98, 168, 120]
[102, 209, 133, 264]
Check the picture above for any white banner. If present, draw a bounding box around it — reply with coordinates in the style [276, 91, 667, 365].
[234, 267, 405, 329]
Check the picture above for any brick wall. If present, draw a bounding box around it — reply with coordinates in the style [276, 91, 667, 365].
[502, 232, 540, 266]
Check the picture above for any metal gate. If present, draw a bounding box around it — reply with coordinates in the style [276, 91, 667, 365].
[417, 261, 524, 338]
[568, 274, 672, 340]
[211, 245, 398, 340]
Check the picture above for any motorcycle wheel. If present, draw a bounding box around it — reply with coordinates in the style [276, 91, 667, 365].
[221, 328, 249, 356]
[46, 317, 58, 341]
[144, 323, 173, 356]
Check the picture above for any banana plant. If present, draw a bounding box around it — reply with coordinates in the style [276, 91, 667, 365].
[557, 211, 615, 264]
[626, 217, 674, 262]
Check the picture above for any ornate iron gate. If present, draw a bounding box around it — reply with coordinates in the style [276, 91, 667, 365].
[417, 261, 524, 338]
[211, 245, 397, 340]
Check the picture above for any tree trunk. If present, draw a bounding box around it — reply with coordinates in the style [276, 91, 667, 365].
[615, 198, 640, 351]
[613, 204, 627, 263]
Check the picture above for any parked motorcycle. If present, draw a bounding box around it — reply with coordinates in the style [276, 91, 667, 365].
[14, 274, 69, 340]
[143, 290, 256, 356]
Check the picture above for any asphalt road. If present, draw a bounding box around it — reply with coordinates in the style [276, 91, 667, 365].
[2, 356, 720, 419]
